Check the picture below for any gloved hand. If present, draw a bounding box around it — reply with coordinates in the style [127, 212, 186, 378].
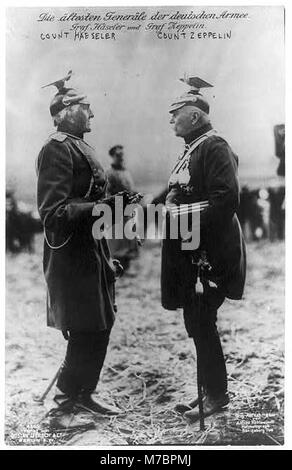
[99, 191, 144, 210]
[124, 191, 144, 205]
[93, 191, 144, 229]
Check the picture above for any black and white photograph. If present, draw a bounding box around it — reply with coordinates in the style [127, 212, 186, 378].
[5, 4, 286, 448]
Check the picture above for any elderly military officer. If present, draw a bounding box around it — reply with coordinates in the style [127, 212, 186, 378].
[161, 77, 246, 422]
[37, 72, 122, 419]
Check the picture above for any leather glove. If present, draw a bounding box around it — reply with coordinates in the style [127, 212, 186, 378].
[99, 191, 143, 210]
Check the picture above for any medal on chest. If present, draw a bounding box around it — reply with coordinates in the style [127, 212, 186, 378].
[168, 130, 218, 195]
[169, 152, 193, 194]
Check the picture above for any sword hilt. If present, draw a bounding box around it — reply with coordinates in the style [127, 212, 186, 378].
[195, 266, 204, 295]
[192, 251, 212, 296]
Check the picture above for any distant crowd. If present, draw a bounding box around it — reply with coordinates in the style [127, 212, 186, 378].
[6, 190, 42, 253]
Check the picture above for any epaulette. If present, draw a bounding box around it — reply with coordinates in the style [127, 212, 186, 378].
[49, 132, 68, 143]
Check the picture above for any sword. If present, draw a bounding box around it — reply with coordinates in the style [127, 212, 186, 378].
[33, 366, 61, 404]
[191, 251, 212, 431]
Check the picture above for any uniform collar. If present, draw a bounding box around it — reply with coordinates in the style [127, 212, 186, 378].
[184, 123, 213, 145]
[57, 126, 84, 140]
[55, 130, 95, 151]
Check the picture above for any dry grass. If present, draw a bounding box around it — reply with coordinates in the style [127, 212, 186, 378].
[5, 236, 284, 446]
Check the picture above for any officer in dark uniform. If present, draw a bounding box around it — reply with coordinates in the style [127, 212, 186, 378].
[161, 76, 246, 422]
[37, 72, 122, 418]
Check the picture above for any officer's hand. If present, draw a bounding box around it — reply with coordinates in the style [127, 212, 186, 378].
[62, 329, 69, 340]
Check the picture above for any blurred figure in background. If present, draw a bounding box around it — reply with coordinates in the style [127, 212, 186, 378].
[106, 145, 139, 271]
[270, 124, 285, 240]
[6, 188, 42, 253]
[6, 189, 19, 253]
[274, 124, 285, 178]
[268, 185, 285, 241]
[237, 186, 267, 241]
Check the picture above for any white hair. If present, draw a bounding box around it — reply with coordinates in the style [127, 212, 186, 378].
[52, 104, 80, 127]
[52, 108, 68, 127]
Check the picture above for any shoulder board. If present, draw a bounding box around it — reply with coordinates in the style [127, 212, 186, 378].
[205, 131, 227, 143]
[49, 132, 68, 143]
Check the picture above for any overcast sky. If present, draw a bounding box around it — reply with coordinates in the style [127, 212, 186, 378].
[6, 6, 284, 201]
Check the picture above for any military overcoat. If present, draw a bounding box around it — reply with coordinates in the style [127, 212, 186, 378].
[37, 131, 116, 332]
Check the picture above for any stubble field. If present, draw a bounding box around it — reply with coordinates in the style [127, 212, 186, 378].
[6, 235, 284, 446]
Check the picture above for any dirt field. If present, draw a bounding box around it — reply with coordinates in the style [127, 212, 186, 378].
[5, 235, 284, 446]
